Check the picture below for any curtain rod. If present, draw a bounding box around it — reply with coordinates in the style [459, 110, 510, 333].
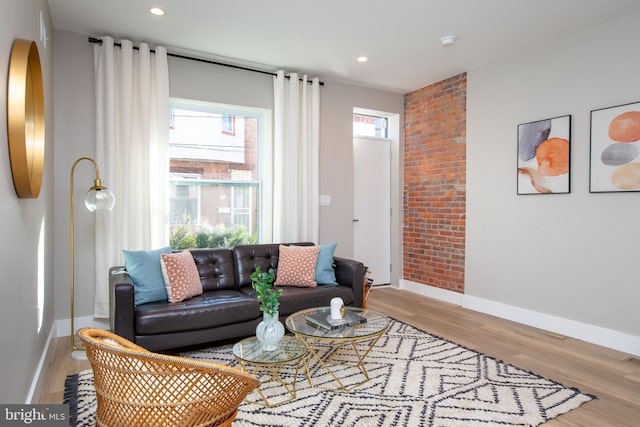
[88, 37, 324, 86]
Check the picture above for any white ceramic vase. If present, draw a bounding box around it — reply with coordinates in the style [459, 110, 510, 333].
[256, 312, 284, 351]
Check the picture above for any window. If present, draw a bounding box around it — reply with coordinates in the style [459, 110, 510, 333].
[169, 173, 200, 225]
[168, 99, 268, 249]
[230, 170, 252, 231]
[222, 115, 235, 135]
[353, 113, 388, 138]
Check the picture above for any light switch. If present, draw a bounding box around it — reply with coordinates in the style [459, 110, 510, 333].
[319, 195, 331, 206]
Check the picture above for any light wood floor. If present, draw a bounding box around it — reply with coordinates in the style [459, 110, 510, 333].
[36, 287, 640, 426]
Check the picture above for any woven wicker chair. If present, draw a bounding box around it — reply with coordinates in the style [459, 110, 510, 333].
[78, 328, 259, 427]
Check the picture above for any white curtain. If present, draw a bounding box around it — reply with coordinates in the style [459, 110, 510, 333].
[93, 37, 170, 317]
[273, 71, 320, 243]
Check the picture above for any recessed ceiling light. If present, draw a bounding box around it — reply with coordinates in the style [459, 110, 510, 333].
[357, 56, 368, 63]
[150, 7, 165, 16]
[440, 36, 456, 46]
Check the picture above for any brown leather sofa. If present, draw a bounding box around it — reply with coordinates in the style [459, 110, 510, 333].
[110, 243, 365, 351]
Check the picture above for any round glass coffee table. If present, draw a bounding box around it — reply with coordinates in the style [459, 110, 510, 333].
[285, 306, 390, 391]
[232, 335, 306, 407]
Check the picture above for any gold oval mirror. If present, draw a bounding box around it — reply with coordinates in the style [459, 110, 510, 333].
[7, 39, 45, 199]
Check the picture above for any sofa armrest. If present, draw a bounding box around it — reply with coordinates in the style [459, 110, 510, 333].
[333, 257, 365, 308]
[109, 266, 135, 342]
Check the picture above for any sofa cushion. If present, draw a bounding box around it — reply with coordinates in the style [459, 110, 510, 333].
[123, 246, 172, 305]
[191, 248, 236, 292]
[274, 244, 320, 287]
[160, 251, 203, 303]
[134, 290, 260, 335]
[315, 242, 338, 285]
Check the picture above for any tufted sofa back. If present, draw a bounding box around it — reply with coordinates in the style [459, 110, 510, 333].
[190, 248, 236, 292]
[188, 243, 316, 292]
[233, 242, 314, 288]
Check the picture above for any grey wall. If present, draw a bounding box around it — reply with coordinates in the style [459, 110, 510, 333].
[466, 10, 640, 336]
[0, 0, 54, 402]
[52, 30, 97, 328]
[168, 55, 273, 109]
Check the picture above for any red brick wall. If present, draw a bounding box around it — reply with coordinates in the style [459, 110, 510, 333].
[403, 73, 467, 293]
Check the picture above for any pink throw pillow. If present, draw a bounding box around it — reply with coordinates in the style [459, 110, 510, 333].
[274, 245, 320, 287]
[160, 251, 203, 303]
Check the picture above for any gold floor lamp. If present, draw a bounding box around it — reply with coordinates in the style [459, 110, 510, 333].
[70, 156, 115, 359]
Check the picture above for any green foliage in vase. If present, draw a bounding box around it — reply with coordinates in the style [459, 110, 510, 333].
[250, 267, 282, 316]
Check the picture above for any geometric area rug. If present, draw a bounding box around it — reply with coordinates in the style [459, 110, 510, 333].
[64, 319, 595, 426]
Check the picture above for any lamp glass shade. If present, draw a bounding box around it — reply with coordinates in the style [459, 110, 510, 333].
[84, 187, 116, 212]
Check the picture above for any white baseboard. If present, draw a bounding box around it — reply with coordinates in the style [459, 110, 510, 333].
[399, 279, 464, 305]
[25, 324, 57, 403]
[28, 316, 110, 403]
[399, 279, 640, 356]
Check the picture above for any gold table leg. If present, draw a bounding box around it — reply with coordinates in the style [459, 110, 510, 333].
[237, 357, 305, 407]
[297, 330, 386, 392]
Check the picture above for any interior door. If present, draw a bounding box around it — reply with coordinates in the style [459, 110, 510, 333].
[353, 136, 391, 285]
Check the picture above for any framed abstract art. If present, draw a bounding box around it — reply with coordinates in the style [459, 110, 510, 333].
[590, 101, 640, 192]
[517, 115, 571, 195]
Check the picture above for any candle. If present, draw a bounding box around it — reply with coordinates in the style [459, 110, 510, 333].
[330, 297, 344, 320]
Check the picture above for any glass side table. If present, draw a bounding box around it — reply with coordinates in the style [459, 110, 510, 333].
[232, 335, 307, 407]
[285, 306, 390, 391]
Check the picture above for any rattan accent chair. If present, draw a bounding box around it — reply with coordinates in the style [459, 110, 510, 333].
[78, 328, 259, 427]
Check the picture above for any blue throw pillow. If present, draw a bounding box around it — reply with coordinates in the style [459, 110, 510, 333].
[315, 243, 338, 285]
[123, 246, 172, 305]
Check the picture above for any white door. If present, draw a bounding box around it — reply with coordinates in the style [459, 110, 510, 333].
[353, 137, 391, 285]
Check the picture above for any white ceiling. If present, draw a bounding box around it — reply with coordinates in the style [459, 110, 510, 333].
[47, 0, 640, 94]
